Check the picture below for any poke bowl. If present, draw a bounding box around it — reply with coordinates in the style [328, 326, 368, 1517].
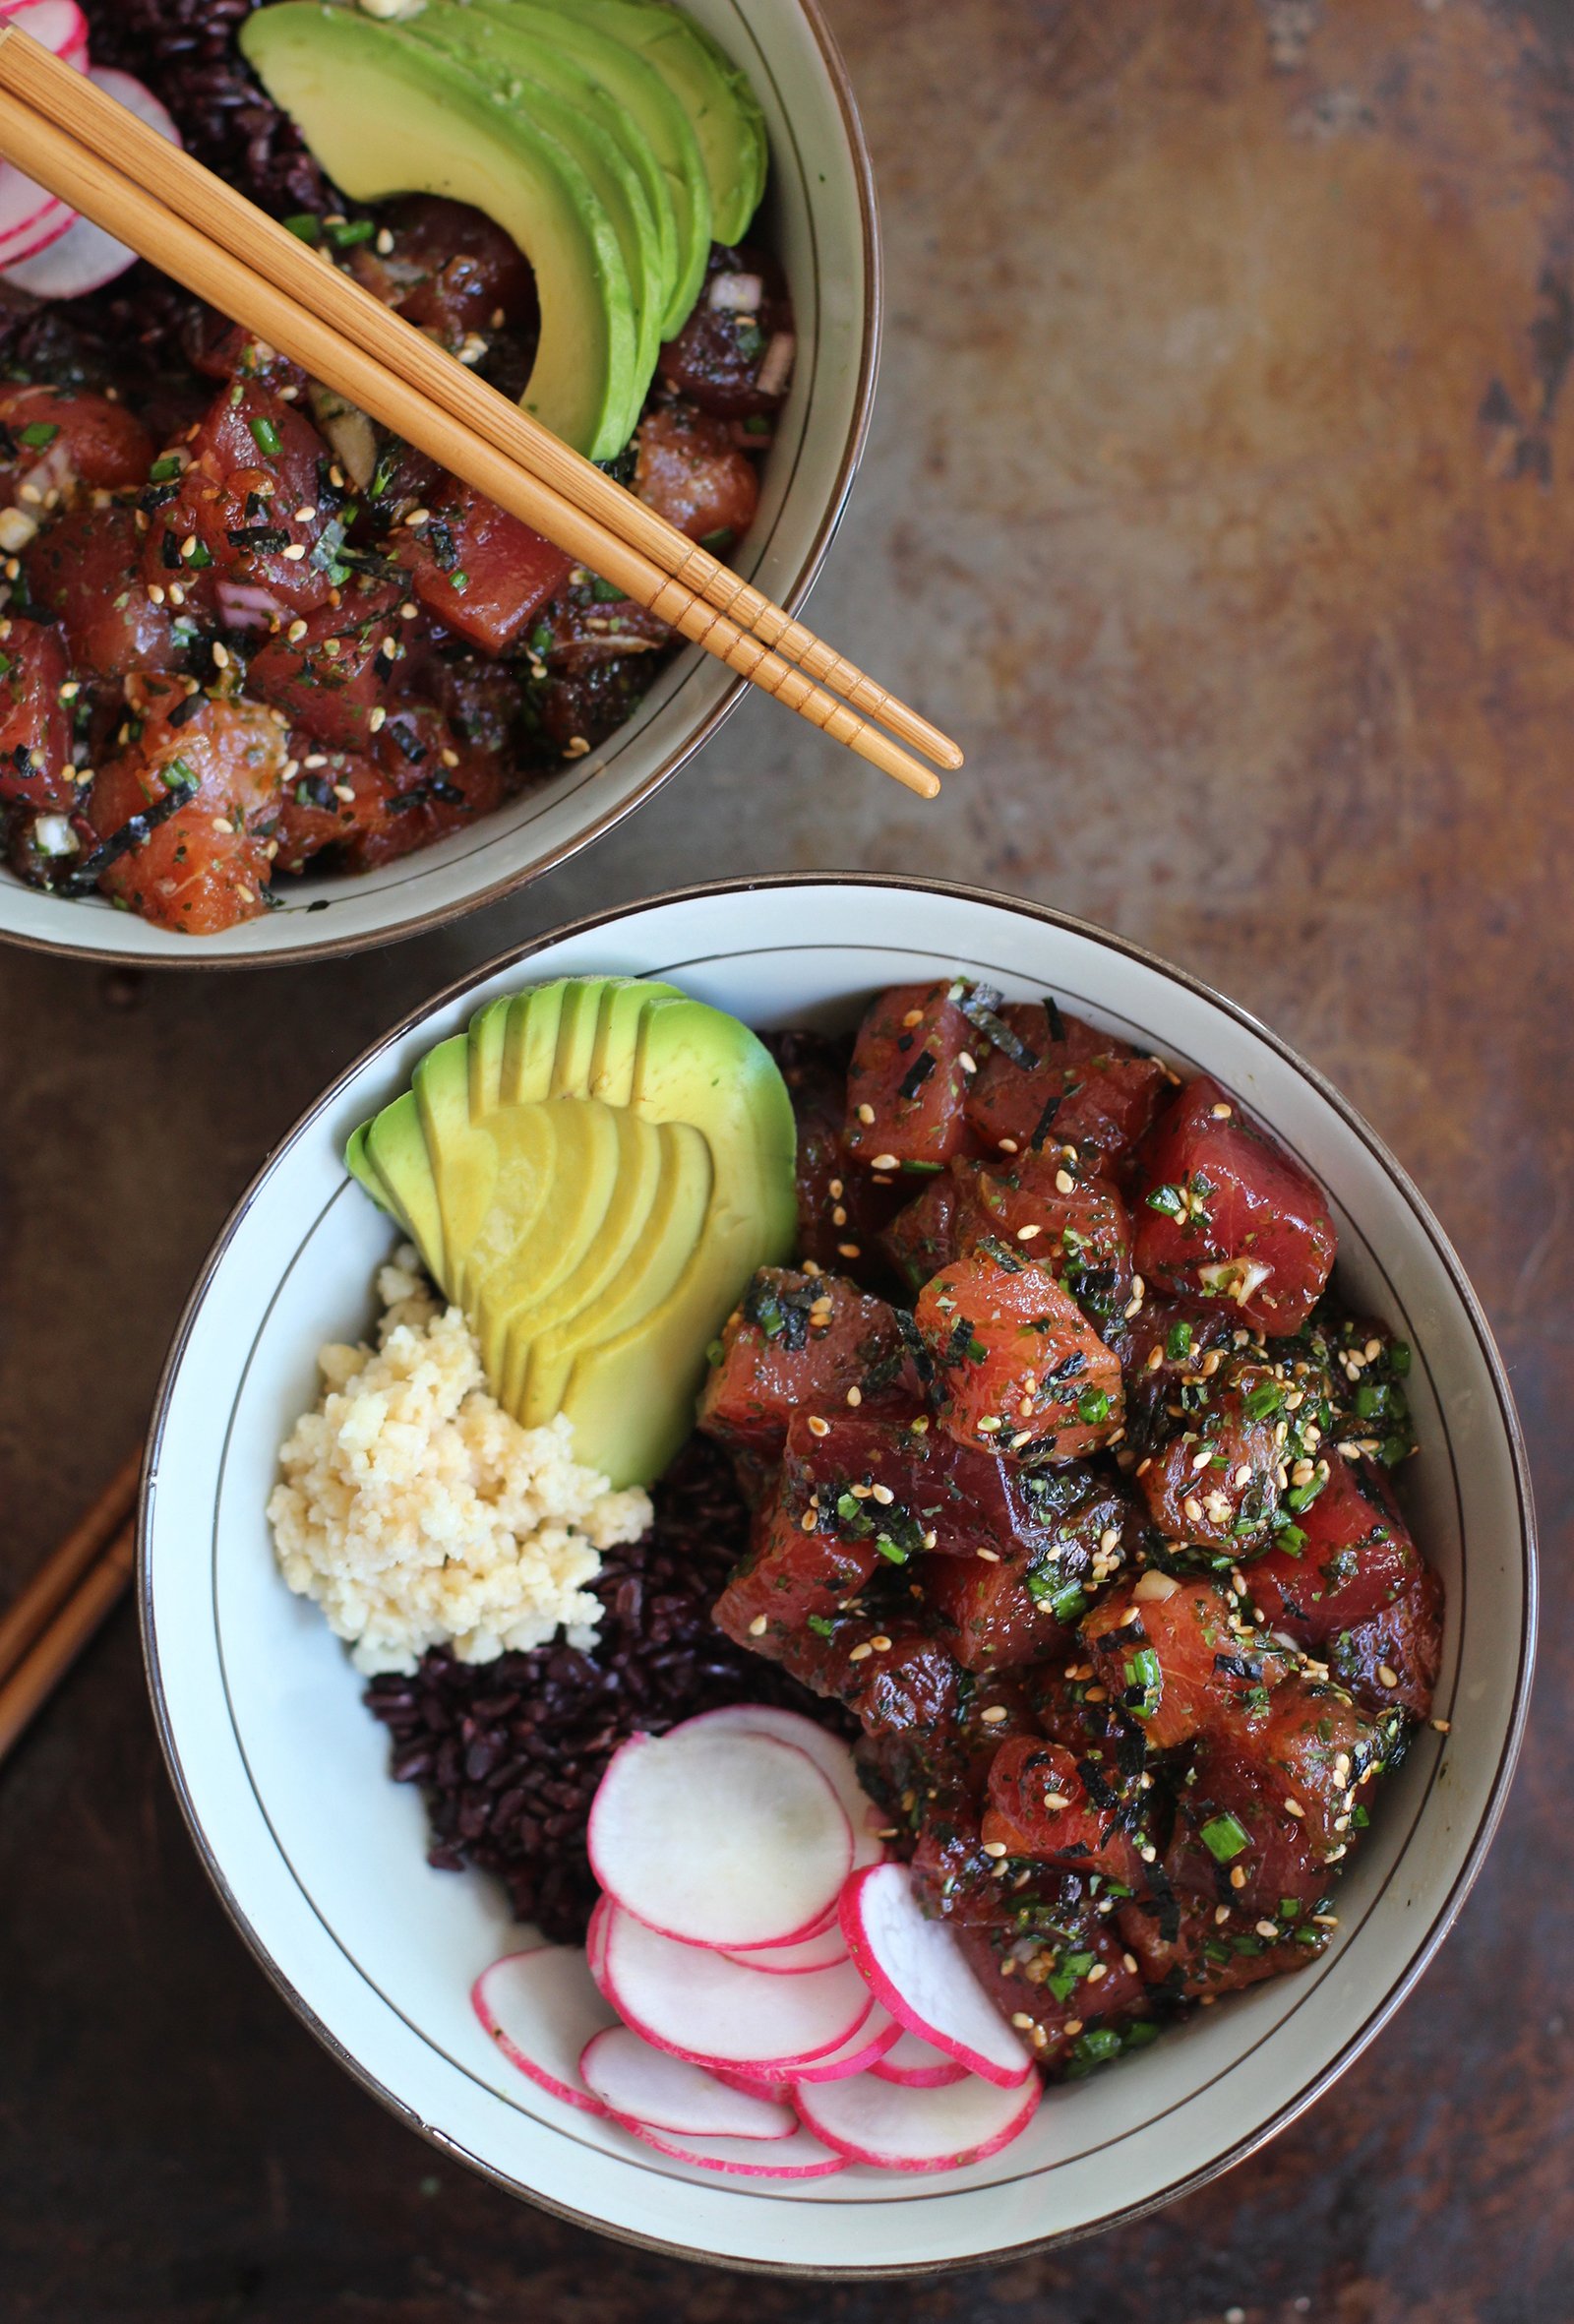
[141, 876, 1535, 2273]
[0, 0, 878, 966]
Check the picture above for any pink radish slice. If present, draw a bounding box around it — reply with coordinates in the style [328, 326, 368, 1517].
[839, 1862, 1033, 2090]
[789, 2008, 900, 2085]
[580, 2026, 796, 2141]
[471, 1946, 615, 2115]
[681, 1702, 885, 1873]
[586, 1892, 613, 1986]
[794, 2064, 1041, 2172]
[0, 178, 72, 264]
[4, 70, 180, 299]
[588, 1726, 851, 1950]
[0, 0, 89, 64]
[594, 1901, 873, 2069]
[712, 2064, 790, 2100]
[617, 2120, 845, 2179]
[722, 1921, 849, 1975]
[870, 2029, 970, 2089]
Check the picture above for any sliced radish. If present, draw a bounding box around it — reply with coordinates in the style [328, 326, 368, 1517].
[586, 1891, 613, 1987]
[0, 175, 71, 265]
[617, 2121, 845, 2179]
[682, 1702, 885, 1873]
[593, 1901, 873, 2069]
[712, 2063, 790, 2099]
[471, 1946, 615, 2115]
[794, 2065, 1041, 2172]
[3, 71, 180, 299]
[580, 2026, 796, 2142]
[722, 1922, 849, 1975]
[870, 2029, 971, 2088]
[788, 2008, 901, 2084]
[839, 1862, 1033, 2090]
[0, 0, 89, 65]
[588, 1726, 851, 1950]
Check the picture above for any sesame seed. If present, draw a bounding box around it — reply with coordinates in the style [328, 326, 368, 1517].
[1229, 1865, 1247, 1889]
[1191, 1446, 1213, 1473]
[1210, 1102, 1233, 1120]
[211, 816, 233, 833]
[998, 1137, 1019, 1154]
[1043, 1792, 1071, 1810]
[1214, 1905, 1231, 1926]
[831, 1205, 847, 1227]
[1312, 1913, 1340, 1928]
[982, 1840, 1009, 1860]
[1062, 2018, 1083, 2038]
[1364, 1338, 1383, 1362]
[799, 1510, 817, 1533]
[748, 1614, 768, 1636]
[1084, 1684, 1108, 1703]
[977, 1416, 1001, 1433]
[1146, 1346, 1164, 1372]
[146, 583, 166, 605]
[1284, 1797, 1305, 1818]
[856, 1103, 876, 1125]
[1255, 1920, 1279, 1940]
[281, 542, 307, 560]
[870, 1152, 898, 1170]
[1431, 1718, 1451, 1734]
[976, 1547, 1000, 1562]
[871, 1634, 893, 1653]
[1054, 1167, 1074, 1194]
[212, 641, 231, 670]
[848, 1642, 874, 1663]
[901, 1007, 924, 1028]
[333, 783, 355, 804]
[1377, 1663, 1399, 1689]
[980, 1705, 1008, 1724]
[1010, 2010, 1034, 2028]
[959, 1051, 977, 1074]
[405, 507, 430, 527]
[836, 1242, 861, 1260]
[304, 752, 329, 767]
[1138, 1842, 1157, 1863]
[808, 1415, 830, 1437]
[846, 1385, 863, 1407]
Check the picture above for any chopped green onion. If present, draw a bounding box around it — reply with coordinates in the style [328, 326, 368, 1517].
[282, 213, 323, 243]
[149, 454, 182, 484]
[1077, 1386, 1111, 1425]
[806, 1615, 835, 1639]
[249, 414, 283, 459]
[1145, 1183, 1186, 1219]
[329, 216, 376, 247]
[1199, 1811, 1250, 1863]
[1166, 1319, 1193, 1360]
[1123, 1645, 1162, 1719]
[17, 420, 59, 449]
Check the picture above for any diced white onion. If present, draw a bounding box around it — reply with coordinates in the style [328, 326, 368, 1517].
[756, 330, 796, 398]
[708, 270, 763, 314]
[32, 813, 78, 857]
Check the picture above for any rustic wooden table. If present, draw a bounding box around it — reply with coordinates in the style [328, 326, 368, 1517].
[2, 1, 1568, 2315]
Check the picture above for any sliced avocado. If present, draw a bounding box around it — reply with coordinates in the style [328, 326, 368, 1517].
[346, 975, 797, 1489]
[542, 0, 767, 243]
[528, 1116, 713, 1469]
[398, 4, 671, 437]
[238, 3, 636, 458]
[493, 1103, 667, 1418]
[354, 1092, 447, 1283]
[467, 0, 711, 332]
[464, 1098, 623, 1390]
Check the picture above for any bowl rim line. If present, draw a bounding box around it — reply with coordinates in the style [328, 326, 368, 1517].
[0, 0, 883, 975]
[137, 870, 1540, 2278]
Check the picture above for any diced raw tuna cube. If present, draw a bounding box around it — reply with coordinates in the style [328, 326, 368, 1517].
[0, 383, 154, 508]
[964, 1000, 1171, 1169]
[0, 616, 73, 810]
[923, 1471, 1135, 1670]
[956, 1921, 1150, 2069]
[1081, 1576, 1290, 1752]
[1138, 1355, 1285, 1549]
[1117, 1890, 1319, 1999]
[696, 1269, 922, 1455]
[914, 1244, 1122, 1459]
[246, 579, 406, 752]
[771, 1030, 910, 1278]
[980, 1736, 1151, 1885]
[1131, 1074, 1337, 1334]
[87, 675, 285, 934]
[142, 384, 338, 617]
[21, 507, 181, 683]
[712, 1492, 885, 1659]
[394, 476, 572, 654]
[845, 980, 974, 1168]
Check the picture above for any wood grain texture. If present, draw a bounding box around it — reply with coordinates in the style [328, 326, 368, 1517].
[0, 0, 1569, 2315]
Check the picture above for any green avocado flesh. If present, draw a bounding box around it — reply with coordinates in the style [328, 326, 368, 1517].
[239, 3, 636, 459]
[346, 975, 797, 1489]
[239, 0, 765, 456]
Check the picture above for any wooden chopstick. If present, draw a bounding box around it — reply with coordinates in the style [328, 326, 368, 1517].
[0, 1446, 139, 1685]
[0, 1516, 137, 1766]
[0, 29, 954, 798]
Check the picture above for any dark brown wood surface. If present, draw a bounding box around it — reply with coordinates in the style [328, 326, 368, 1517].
[1, 1, 1569, 2315]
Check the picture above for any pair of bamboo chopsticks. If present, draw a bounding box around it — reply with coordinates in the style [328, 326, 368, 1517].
[0, 1450, 140, 1765]
[0, 27, 958, 798]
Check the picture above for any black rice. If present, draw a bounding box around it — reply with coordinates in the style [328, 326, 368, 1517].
[363, 1438, 856, 1944]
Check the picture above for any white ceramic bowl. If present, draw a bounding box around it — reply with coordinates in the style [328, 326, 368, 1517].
[1, 5, 878, 968]
[142, 878, 1536, 2274]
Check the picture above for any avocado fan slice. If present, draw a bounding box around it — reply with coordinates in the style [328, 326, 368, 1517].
[397, 4, 672, 442]
[238, 2, 637, 459]
[466, 0, 712, 334]
[345, 975, 797, 1490]
[545, 0, 768, 245]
